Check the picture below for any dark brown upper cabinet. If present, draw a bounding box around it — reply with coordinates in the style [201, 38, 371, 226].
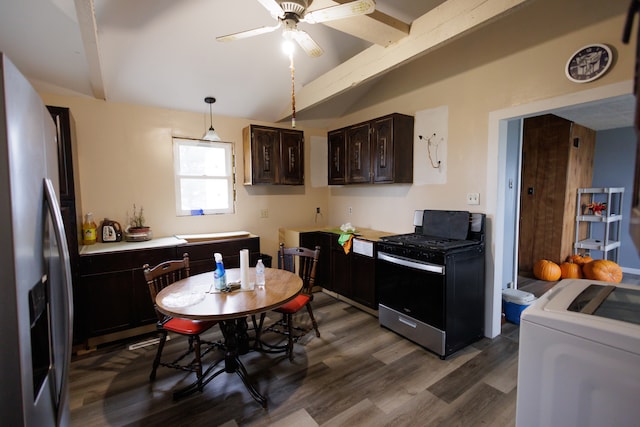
[328, 113, 414, 185]
[243, 124, 304, 185]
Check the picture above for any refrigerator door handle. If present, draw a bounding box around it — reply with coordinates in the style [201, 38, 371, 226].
[43, 178, 73, 425]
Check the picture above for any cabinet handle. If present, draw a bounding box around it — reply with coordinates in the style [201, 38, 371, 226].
[354, 141, 361, 170]
[262, 144, 271, 172]
[379, 137, 387, 169]
[288, 146, 295, 172]
[333, 146, 340, 172]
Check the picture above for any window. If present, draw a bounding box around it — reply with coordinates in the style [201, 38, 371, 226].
[173, 137, 235, 215]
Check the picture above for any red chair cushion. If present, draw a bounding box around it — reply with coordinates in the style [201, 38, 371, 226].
[274, 294, 310, 314]
[163, 318, 216, 335]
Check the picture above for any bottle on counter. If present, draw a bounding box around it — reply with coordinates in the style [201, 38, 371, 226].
[255, 259, 265, 288]
[82, 212, 97, 245]
[213, 253, 227, 291]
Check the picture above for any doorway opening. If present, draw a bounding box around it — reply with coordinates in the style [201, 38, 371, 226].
[487, 80, 634, 338]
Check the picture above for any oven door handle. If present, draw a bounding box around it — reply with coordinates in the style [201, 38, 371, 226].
[378, 252, 445, 274]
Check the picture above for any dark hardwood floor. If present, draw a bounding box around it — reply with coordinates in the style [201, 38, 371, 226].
[69, 291, 521, 427]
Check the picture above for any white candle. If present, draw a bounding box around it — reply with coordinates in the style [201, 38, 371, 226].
[240, 249, 251, 290]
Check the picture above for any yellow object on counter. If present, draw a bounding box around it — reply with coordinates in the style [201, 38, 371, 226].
[82, 213, 97, 245]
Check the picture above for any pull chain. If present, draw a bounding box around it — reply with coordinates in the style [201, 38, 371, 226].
[290, 52, 296, 128]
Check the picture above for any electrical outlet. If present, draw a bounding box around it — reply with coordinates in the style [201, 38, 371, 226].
[260, 209, 269, 218]
[316, 207, 321, 214]
[467, 193, 480, 205]
[348, 207, 353, 215]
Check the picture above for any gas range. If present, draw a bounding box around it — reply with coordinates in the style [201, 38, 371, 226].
[378, 210, 485, 254]
[379, 232, 480, 252]
[376, 209, 486, 359]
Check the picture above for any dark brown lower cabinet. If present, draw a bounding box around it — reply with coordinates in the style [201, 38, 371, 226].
[78, 246, 176, 342]
[181, 236, 260, 275]
[330, 237, 352, 296]
[300, 231, 377, 309]
[77, 236, 261, 346]
[350, 252, 377, 308]
[300, 231, 331, 288]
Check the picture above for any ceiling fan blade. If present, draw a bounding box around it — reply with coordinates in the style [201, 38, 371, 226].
[257, 0, 285, 19]
[302, 0, 375, 24]
[292, 30, 323, 57]
[216, 23, 281, 42]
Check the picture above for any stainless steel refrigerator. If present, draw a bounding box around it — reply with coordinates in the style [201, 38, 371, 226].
[0, 53, 73, 425]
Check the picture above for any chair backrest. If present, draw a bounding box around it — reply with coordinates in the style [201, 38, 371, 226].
[278, 243, 320, 295]
[143, 253, 190, 322]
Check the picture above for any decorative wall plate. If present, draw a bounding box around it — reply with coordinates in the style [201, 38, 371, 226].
[565, 44, 612, 83]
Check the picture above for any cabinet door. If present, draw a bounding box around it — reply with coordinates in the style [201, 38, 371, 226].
[330, 238, 352, 296]
[250, 126, 280, 184]
[280, 129, 304, 184]
[372, 116, 395, 183]
[132, 269, 159, 325]
[300, 231, 331, 288]
[80, 271, 133, 337]
[347, 123, 371, 183]
[328, 129, 347, 185]
[351, 253, 376, 308]
[47, 106, 75, 201]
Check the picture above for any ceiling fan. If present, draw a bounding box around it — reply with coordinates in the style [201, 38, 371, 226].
[216, 0, 376, 57]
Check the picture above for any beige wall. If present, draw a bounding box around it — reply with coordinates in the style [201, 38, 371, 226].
[39, 93, 330, 260]
[321, 6, 635, 234]
[40, 0, 636, 337]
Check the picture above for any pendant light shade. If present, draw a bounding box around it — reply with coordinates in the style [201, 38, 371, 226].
[202, 96, 221, 141]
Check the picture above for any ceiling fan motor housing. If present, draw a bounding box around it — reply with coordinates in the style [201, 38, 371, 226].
[279, 0, 309, 16]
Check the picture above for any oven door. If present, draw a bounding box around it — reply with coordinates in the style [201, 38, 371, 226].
[377, 251, 445, 329]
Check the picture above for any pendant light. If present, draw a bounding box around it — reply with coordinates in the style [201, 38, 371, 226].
[202, 96, 221, 141]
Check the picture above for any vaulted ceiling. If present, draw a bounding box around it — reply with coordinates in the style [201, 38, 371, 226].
[0, 0, 633, 129]
[0, 0, 534, 123]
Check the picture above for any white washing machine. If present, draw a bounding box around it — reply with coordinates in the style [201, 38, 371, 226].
[516, 279, 640, 427]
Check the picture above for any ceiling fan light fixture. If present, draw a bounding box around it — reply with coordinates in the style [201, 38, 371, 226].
[282, 30, 296, 55]
[202, 96, 222, 141]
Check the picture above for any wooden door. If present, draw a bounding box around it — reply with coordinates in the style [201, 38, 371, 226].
[519, 114, 594, 273]
[347, 123, 371, 183]
[519, 115, 571, 271]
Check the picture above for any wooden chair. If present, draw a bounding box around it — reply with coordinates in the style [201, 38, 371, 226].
[265, 243, 321, 361]
[143, 253, 218, 389]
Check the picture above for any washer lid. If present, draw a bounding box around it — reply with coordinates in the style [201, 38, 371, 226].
[567, 284, 640, 325]
[521, 279, 640, 355]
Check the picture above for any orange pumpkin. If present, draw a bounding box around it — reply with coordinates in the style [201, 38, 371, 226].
[533, 259, 562, 281]
[566, 254, 593, 266]
[560, 260, 583, 279]
[583, 260, 623, 283]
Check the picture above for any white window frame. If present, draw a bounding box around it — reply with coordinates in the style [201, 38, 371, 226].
[173, 137, 235, 216]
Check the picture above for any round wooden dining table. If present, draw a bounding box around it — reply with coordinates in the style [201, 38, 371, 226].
[155, 267, 302, 406]
[156, 267, 302, 320]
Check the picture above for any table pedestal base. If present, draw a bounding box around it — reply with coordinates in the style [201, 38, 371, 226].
[172, 317, 267, 408]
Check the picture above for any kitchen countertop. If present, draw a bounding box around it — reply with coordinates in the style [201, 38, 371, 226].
[79, 236, 188, 255]
[79, 231, 257, 255]
[282, 226, 395, 242]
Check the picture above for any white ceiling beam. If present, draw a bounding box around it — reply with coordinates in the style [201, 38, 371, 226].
[74, 0, 106, 100]
[283, 0, 531, 120]
[310, 0, 410, 46]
